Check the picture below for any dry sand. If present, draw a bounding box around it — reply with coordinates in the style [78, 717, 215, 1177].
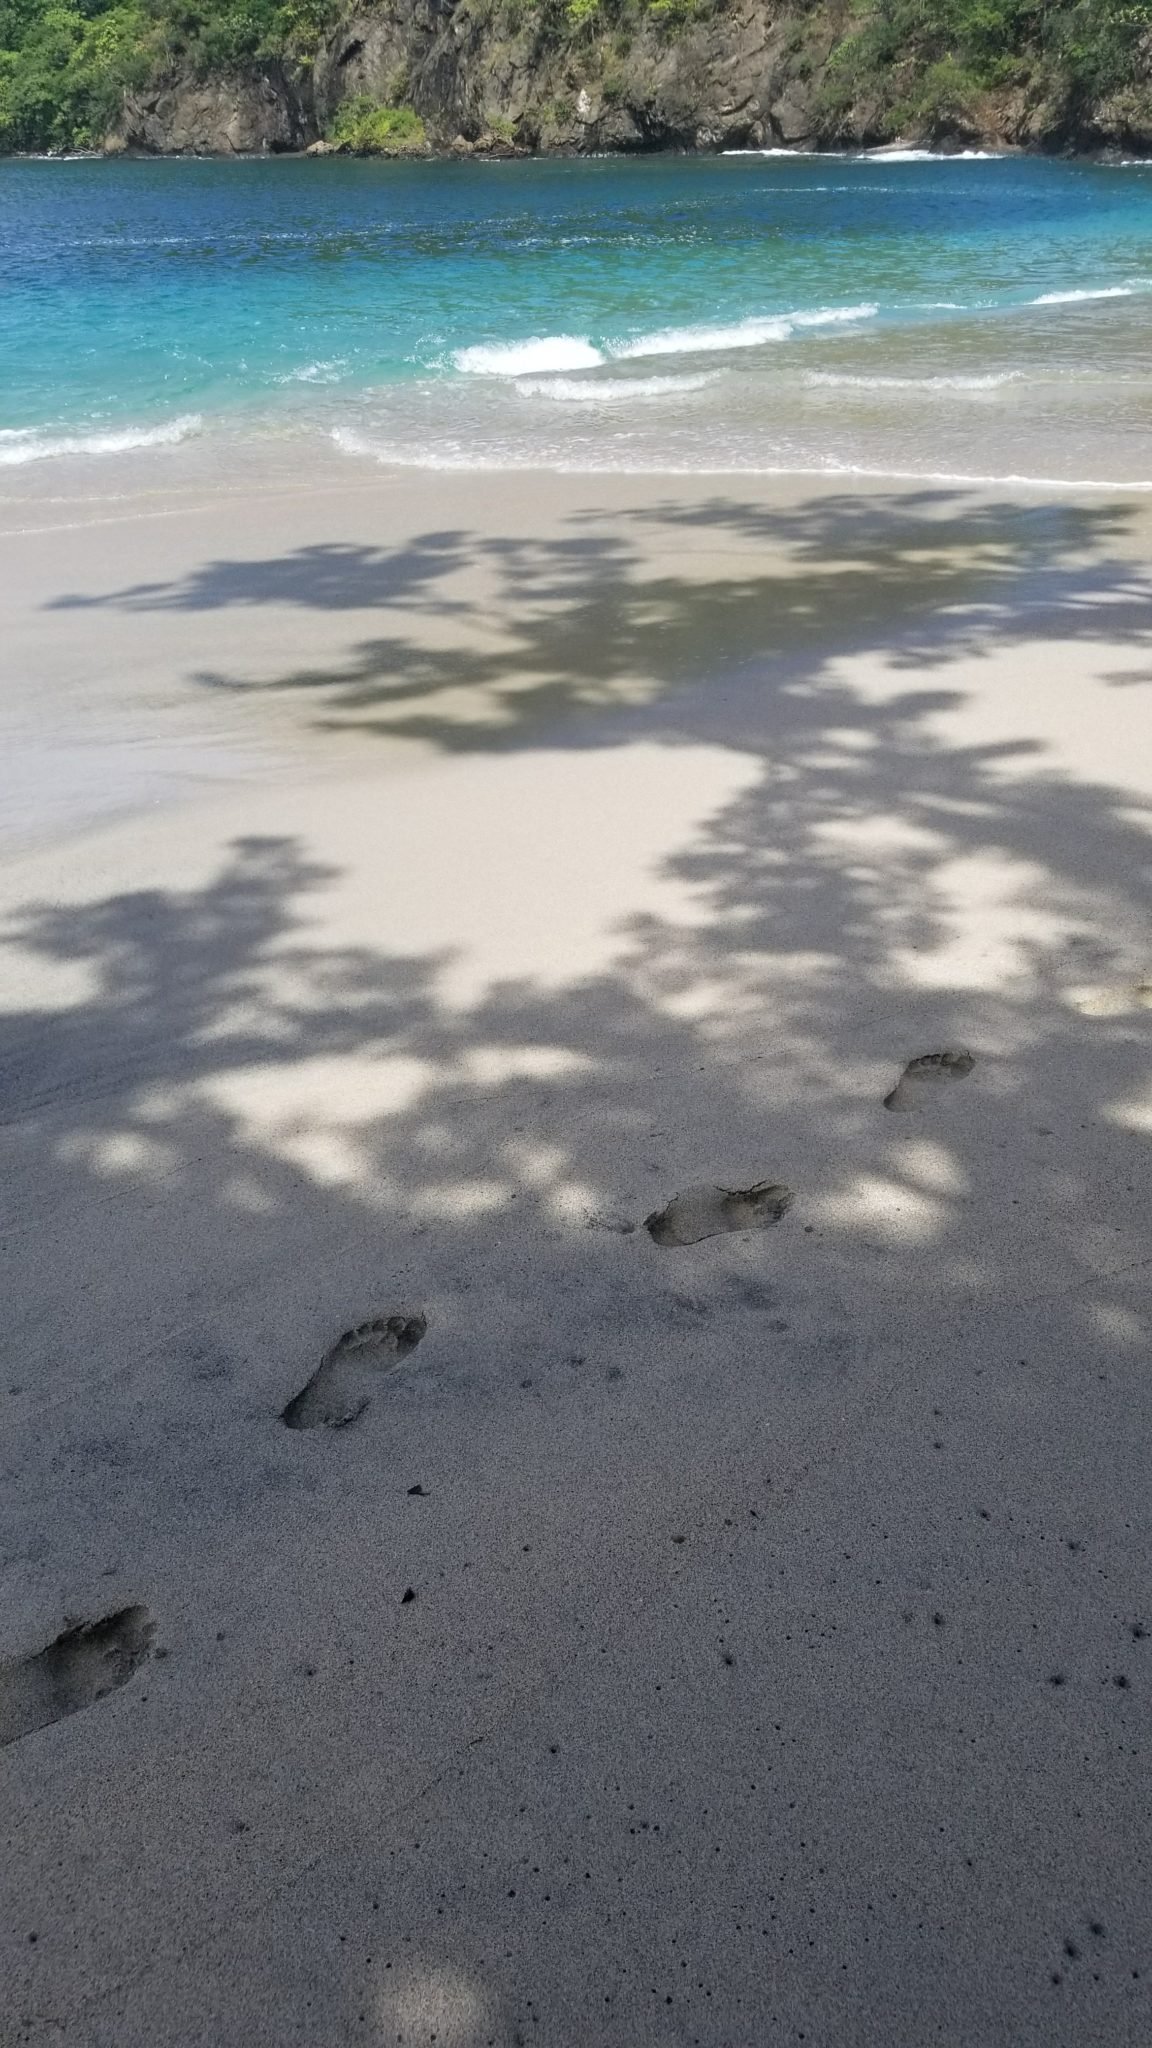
[3, 456, 1152, 2045]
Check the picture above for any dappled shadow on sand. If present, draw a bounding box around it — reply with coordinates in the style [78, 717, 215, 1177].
[4, 706, 1150, 1286]
[48, 491, 1152, 747]
[8, 486, 1152, 2043]
[12, 487, 1152, 1611]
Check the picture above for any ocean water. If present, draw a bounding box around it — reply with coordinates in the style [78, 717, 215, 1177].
[2, 150, 1152, 486]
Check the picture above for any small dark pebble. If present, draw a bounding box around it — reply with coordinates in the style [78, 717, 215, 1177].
[407, 1484, 426, 1497]
[401, 1588, 416, 1605]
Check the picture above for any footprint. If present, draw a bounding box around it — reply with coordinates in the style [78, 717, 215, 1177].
[282, 1314, 427, 1430]
[645, 1182, 793, 1248]
[1066, 981, 1152, 1018]
[884, 1049, 974, 1113]
[0, 1606, 155, 1749]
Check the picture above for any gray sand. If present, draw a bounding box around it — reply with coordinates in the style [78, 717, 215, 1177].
[2, 457, 1152, 2045]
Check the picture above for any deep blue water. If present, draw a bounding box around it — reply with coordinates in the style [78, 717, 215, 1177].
[2, 149, 1152, 481]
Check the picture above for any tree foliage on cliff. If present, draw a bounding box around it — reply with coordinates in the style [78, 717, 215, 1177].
[0, 0, 332, 147]
[0, 0, 1149, 151]
[820, 0, 1152, 135]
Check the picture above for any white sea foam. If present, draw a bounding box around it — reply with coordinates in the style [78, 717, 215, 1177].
[454, 336, 605, 375]
[724, 148, 883, 159]
[514, 372, 717, 402]
[865, 146, 1001, 160]
[451, 305, 878, 378]
[744, 146, 1002, 159]
[276, 359, 348, 385]
[0, 414, 203, 466]
[1032, 286, 1135, 304]
[330, 430, 1152, 492]
[610, 317, 790, 357]
[813, 463, 1152, 488]
[608, 303, 879, 360]
[790, 303, 881, 328]
[805, 370, 1020, 391]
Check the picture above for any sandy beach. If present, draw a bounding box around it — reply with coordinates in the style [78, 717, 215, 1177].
[3, 455, 1152, 2045]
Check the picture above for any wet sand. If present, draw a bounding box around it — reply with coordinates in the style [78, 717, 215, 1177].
[3, 456, 1152, 2045]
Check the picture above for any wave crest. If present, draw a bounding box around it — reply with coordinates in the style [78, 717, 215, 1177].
[0, 415, 202, 466]
[608, 303, 879, 361]
[454, 336, 604, 375]
[1032, 286, 1135, 305]
[452, 304, 880, 380]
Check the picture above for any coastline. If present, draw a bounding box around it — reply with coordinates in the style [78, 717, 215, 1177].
[5, 458, 1152, 2041]
[6, 138, 1152, 161]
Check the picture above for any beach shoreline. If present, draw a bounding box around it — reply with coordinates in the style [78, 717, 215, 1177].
[8, 152, 1152, 496]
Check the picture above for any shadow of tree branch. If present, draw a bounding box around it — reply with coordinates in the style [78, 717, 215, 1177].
[44, 492, 1150, 749]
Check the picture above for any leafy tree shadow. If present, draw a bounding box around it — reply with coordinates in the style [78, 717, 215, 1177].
[9, 489, 1152, 2036]
[13, 494, 1152, 1415]
[47, 491, 1152, 749]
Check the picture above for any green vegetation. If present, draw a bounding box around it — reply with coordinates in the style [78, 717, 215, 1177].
[645, 0, 709, 25]
[821, 0, 1152, 136]
[0, 0, 149, 149]
[0, 0, 334, 150]
[0, 0, 1149, 153]
[326, 94, 425, 149]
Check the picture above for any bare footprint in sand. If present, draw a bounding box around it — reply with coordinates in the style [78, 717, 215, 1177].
[0, 1606, 155, 1749]
[645, 1182, 793, 1248]
[282, 1314, 427, 1430]
[1067, 981, 1152, 1018]
[884, 1049, 975, 1113]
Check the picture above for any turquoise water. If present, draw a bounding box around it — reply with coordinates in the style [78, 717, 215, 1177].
[3, 150, 1152, 481]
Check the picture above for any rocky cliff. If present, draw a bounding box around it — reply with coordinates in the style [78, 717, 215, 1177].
[106, 0, 1152, 158]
